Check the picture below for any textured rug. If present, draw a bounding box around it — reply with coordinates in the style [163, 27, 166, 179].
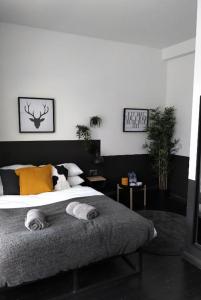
[138, 210, 186, 256]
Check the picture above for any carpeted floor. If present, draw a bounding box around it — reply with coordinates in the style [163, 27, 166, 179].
[138, 210, 186, 256]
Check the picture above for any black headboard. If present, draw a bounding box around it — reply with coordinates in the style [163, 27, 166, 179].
[0, 140, 100, 173]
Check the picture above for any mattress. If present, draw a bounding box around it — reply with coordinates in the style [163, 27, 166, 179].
[0, 186, 102, 208]
[0, 192, 154, 288]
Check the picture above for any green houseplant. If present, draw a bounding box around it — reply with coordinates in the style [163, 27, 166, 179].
[144, 107, 179, 191]
[90, 116, 102, 128]
[76, 117, 103, 157]
[76, 125, 91, 140]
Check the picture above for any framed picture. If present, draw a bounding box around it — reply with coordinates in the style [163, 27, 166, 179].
[18, 97, 55, 133]
[123, 108, 148, 132]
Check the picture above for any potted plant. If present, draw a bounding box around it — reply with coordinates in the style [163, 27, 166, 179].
[76, 125, 91, 140]
[90, 116, 102, 128]
[144, 107, 179, 194]
[76, 118, 103, 157]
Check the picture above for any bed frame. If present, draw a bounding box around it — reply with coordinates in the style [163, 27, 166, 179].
[0, 250, 143, 295]
[71, 250, 143, 294]
[0, 140, 100, 172]
[0, 140, 143, 294]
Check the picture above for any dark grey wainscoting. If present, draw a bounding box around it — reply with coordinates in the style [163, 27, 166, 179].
[96, 153, 189, 214]
[100, 154, 189, 198]
[168, 155, 189, 201]
[101, 154, 155, 187]
[0, 141, 189, 194]
[0, 140, 189, 206]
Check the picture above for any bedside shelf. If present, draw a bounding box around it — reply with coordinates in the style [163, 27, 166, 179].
[86, 176, 107, 182]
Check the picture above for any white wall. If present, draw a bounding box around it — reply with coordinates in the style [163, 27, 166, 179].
[0, 23, 165, 156]
[164, 44, 195, 157]
[189, 0, 201, 180]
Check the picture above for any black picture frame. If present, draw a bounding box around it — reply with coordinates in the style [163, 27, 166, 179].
[18, 97, 55, 133]
[123, 108, 149, 132]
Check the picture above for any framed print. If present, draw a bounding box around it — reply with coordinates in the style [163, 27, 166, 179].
[123, 108, 148, 132]
[18, 97, 55, 133]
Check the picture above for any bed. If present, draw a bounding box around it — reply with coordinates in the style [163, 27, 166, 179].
[0, 140, 155, 291]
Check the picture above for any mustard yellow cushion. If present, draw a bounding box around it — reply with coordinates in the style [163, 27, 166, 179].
[15, 165, 53, 195]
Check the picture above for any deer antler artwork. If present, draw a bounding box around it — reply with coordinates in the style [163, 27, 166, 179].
[24, 103, 49, 129]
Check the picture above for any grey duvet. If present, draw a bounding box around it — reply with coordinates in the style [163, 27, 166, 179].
[0, 195, 154, 287]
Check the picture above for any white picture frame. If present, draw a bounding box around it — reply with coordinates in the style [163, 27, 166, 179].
[123, 108, 148, 132]
[18, 97, 55, 133]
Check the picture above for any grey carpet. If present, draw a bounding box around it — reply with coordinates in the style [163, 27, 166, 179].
[138, 210, 186, 256]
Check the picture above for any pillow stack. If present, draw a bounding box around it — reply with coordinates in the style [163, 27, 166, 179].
[50, 162, 84, 190]
[62, 163, 84, 187]
[0, 169, 20, 195]
[16, 165, 53, 195]
[52, 164, 70, 191]
[0, 165, 34, 195]
[0, 163, 84, 196]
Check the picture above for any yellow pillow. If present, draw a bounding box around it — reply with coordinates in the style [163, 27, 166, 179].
[15, 165, 53, 195]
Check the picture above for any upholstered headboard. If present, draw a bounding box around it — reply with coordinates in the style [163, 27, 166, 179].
[0, 140, 100, 173]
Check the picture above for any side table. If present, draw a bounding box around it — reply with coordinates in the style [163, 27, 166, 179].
[116, 184, 147, 210]
[86, 176, 107, 192]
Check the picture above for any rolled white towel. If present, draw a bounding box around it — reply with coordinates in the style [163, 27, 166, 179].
[73, 203, 99, 220]
[66, 201, 80, 216]
[25, 209, 48, 231]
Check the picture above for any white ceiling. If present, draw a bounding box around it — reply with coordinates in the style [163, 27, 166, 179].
[0, 0, 197, 48]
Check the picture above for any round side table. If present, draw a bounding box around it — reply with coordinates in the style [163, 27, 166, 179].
[116, 184, 147, 210]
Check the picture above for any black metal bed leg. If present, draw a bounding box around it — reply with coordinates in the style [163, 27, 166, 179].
[73, 269, 79, 294]
[138, 250, 143, 274]
[121, 249, 143, 274]
[122, 254, 136, 271]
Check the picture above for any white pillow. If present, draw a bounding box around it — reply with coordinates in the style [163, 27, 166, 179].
[68, 176, 84, 187]
[62, 163, 83, 177]
[0, 164, 34, 196]
[52, 165, 70, 191]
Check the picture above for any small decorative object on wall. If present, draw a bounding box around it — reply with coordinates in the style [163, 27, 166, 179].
[123, 108, 148, 132]
[18, 97, 55, 133]
[90, 116, 102, 128]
